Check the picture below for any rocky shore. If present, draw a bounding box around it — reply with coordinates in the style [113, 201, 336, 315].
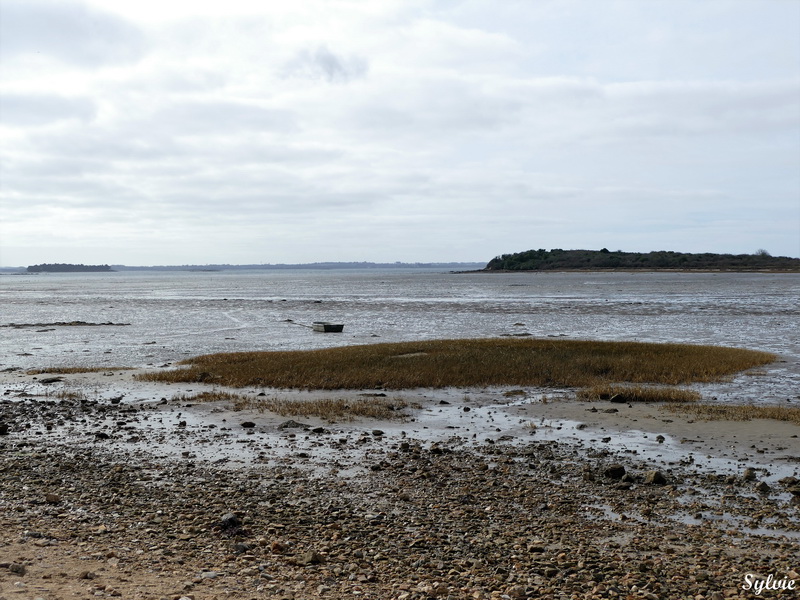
[1, 371, 798, 599]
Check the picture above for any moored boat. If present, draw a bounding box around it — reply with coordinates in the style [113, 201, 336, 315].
[312, 321, 344, 332]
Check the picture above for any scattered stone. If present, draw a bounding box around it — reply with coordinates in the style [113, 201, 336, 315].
[742, 467, 758, 481]
[603, 464, 626, 480]
[220, 513, 241, 529]
[643, 470, 667, 485]
[754, 481, 771, 494]
[298, 550, 324, 565]
[0, 379, 796, 600]
[278, 419, 308, 429]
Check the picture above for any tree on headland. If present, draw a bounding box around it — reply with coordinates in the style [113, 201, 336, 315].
[484, 249, 799, 271]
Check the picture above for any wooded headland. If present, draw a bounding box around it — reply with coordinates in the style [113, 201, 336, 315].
[485, 249, 800, 272]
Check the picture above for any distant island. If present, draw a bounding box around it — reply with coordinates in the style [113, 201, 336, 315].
[27, 263, 114, 273]
[485, 249, 800, 272]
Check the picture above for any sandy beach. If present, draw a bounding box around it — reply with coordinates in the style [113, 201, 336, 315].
[1, 367, 798, 599]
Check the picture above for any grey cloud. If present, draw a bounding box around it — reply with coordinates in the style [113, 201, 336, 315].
[0, 93, 96, 126]
[0, 0, 146, 66]
[153, 101, 297, 135]
[283, 45, 368, 83]
[27, 128, 183, 162]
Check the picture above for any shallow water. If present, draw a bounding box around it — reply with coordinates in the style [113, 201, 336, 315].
[1, 269, 798, 402]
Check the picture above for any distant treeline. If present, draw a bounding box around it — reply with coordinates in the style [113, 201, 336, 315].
[485, 249, 800, 272]
[27, 263, 113, 273]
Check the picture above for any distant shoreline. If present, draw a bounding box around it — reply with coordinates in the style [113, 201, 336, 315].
[458, 267, 800, 274]
[0, 261, 486, 274]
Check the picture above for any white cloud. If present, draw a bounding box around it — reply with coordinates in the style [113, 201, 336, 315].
[1, 0, 798, 266]
[0, 0, 146, 66]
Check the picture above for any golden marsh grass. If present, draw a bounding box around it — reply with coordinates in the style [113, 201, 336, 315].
[578, 384, 702, 403]
[135, 338, 775, 390]
[664, 403, 800, 425]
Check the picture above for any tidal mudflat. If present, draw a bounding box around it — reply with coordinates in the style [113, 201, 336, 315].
[2, 271, 798, 597]
[1, 367, 798, 599]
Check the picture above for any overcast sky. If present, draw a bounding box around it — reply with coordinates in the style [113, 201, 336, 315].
[1, 0, 798, 266]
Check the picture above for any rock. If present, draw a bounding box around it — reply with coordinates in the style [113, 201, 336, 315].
[45, 493, 61, 504]
[643, 470, 667, 485]
[220, 513, 241, 528]
[742, 467, 758, 481]
[603, 464, 626, 480]
[0, 423, 9, 435]
[372, 429, 385, 437]
[656, 435, 666, 443]
[298, 550, 324, 565]
[241, 421, 256, 428]
[754, 481, 771, 494]
[39, 377, 63, 384]
[278, 419, 308, 429]
[9, 563, 26, 575]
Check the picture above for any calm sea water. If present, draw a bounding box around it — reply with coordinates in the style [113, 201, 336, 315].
[2, 269, 798, 403]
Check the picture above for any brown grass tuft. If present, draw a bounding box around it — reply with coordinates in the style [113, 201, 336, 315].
[664, 403, 800, 425]
[134, 338, 775, 390]
[171, 390, 245, 403]
[27, 367, 133, 375]
[578, 384, 701, 403]
[170, 391, 412, 422]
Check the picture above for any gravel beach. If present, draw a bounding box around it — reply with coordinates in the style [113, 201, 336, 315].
[1, 369, 798, 599]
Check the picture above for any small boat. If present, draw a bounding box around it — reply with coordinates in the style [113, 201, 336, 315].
[312, 321, 344, 333]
